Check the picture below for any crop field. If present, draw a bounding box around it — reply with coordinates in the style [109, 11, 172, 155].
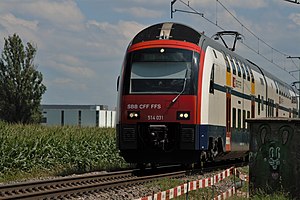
[0, 121, 128, 182]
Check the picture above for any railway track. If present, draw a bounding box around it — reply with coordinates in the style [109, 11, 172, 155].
[0, 168, 186, 200]
[0, 161, 247, 200]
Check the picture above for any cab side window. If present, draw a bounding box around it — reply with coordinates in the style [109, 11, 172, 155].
[209, 64, 215, 94]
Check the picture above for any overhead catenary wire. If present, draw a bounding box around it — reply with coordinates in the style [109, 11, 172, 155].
[172, 0, 299, 80]
[216, 0, 290, 59]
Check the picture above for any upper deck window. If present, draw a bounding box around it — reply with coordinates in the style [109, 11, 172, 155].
[233, 58, 241, 77]
[238, 61, 246, 79]
[222, 52, 231, 73]
[260, 78, 264, 85]
[247, 65, 255, 83]
[274, 81, 279, 94]
[243, 63, 250, 81]
[228, 55, 236, 75]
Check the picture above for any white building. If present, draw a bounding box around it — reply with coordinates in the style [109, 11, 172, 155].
[41, 105, 116, 128]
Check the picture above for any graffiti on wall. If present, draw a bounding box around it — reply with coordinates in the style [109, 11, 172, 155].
[249, 124, 293, 192]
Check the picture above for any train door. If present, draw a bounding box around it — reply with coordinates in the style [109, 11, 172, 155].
[226, 88, 231, 151]
[248, 64, 255, 118]
[223, 53, 232, 152]
[251, 97, 255, 118]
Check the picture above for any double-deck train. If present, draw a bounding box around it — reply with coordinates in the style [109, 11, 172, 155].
[116, 22, 298, 166]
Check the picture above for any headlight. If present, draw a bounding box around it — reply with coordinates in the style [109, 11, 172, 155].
[127, 111, 140, 119]
[177, 111, 190, 120]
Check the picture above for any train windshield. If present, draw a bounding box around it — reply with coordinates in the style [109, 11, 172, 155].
[124, 48, 199, 95]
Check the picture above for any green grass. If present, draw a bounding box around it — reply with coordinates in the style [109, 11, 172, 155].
[146, 166, 290, 200]
[0, 121, 128, 182]
[147, 178, 290, 200]
[250, 193, 290, 200]
[229, 192, 290, 200]
[147, 178, 214, 200]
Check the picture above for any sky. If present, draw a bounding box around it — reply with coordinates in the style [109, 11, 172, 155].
[0, 0, 299, 109]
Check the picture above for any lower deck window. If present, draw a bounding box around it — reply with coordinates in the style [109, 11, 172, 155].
[232, 108, 236, 128]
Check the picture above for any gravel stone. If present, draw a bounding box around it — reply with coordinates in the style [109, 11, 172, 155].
[74, 169, 242, 200]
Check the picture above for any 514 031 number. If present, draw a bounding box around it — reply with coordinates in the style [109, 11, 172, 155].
[147, 115, 164, 121]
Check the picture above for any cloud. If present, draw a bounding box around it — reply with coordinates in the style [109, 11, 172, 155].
[114, 7, 163, 18]
[171, 0, 267, 9]
[289, 13, 300, 26]
[51, 54, 95, 78]
[0, 0, 85, 31]
[225, 0, 268, 8]
[87, 20, 145, 39]
[123, 0, 166, 5]
[0, 13, 42, 49]
[86, 20, 146, 57]
[0, 13, 38, 31]
[39, 19, 145, 107]
[51, 78, 87, 91]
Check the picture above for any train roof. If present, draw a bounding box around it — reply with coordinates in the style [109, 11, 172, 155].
[131, 22, 201, 46]
[130, 22, 294, 92]
[198, 25, 294, 91]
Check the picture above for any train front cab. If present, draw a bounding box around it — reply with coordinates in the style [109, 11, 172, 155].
[116, 39, 205, 165]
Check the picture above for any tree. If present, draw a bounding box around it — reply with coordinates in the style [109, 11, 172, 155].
[0, 34, 46, 124]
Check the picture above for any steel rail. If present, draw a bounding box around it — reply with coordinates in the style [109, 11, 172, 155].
[0, 169, 185, 200]
[0, 169, 134, 199]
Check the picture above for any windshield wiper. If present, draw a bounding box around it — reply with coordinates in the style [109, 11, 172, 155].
[169, 68, 188, 107]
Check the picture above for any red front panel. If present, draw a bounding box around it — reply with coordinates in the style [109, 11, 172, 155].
[121, 95, 197, 124]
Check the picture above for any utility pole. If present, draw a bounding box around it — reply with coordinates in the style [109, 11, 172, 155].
[287, 56, 300, 117]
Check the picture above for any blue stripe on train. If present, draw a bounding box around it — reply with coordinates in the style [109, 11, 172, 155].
[196, 124, 249, 151]
[196, 124, 226, 150]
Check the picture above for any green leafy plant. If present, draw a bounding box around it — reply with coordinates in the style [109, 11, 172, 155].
[0, 121, 128, 182]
